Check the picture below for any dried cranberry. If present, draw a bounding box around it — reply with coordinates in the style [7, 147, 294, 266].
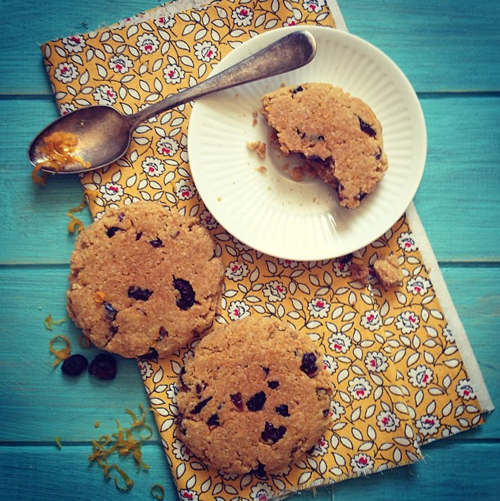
[106, 226, 124, 238]
[135, 232, 143, 241]
[246, 391, 266, 411]
[230, 392, 244, 411]
[139, 348, 158, 361]
[300, 352, 318, 377]
[275, 404, 290, 417]
[261, 422, 286, 444]
[128, 286, 153, 301]
[207, 414, 220, 427]
[191, 397, 212, 414]
[157, 327, 168, 342]
[249, 461, 267, 479]
[61, 354, 88, 377]
[103, 302, 118, 321]
[149, 238, 163, 248]
[267, 381, 279, 389]
[173, 278, 195, 310]
[358, 117, 376, 137]
[292, 85, 304, 94]
[88, 353, 117, 380]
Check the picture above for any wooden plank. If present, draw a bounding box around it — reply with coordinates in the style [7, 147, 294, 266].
[1, 265, 498, 441]
[1, 94, 499, 264]
[0, 0, 157, 95]
[0, 441, 498, 501]
[334, 441, 500, 501]
[338, 0, 500, 92]
[0, 0, 499, 94]
[415, 94, 500, 262]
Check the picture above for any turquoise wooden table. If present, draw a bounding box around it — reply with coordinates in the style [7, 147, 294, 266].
[1, 0, 499, 499]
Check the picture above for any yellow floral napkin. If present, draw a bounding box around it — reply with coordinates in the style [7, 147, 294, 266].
[41, 0, 493, 499]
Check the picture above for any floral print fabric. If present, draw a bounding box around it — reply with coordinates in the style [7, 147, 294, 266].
[42, 0, 484, 499]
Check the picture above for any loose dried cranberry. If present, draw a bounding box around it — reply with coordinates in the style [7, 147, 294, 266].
[173, 278, 195, 310]
[267, 381, 279, 389]
[261, 422, 286, 444]
[106, 226, 124, 238]
[230, 392, 244, 411]
[358, 117, 376, 137]
[103, 302, 117, 321]
[246, 391, 266, 411]
[61, 354, 88, 377]
[275, 404, 290, 417]
[128, 286, 153, 301]
[88, 353, 117, 380]
[300, 352, 318, 377]
[149, 238, 163, 248]
[207, 414, 220, 427]
[191, 397, 212, 414]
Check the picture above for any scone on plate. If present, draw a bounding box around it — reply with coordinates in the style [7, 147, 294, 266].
[261, 83, 388, 209]
[176, 316, 333, 475]
[66, 201, 224, 359]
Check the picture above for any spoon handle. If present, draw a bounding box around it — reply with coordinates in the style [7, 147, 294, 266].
[129, 30, 316, 128]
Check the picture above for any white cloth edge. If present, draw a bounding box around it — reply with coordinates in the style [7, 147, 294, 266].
[406, 202, 494, 412]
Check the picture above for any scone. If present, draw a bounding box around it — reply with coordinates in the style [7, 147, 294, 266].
[261, 83, 388, 208]
[373, 254, 404, 288]
[66, 201, 224, 358]
[176, 316, 332, 474]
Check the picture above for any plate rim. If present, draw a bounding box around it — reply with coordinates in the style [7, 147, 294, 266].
[188, 26, 427, 261]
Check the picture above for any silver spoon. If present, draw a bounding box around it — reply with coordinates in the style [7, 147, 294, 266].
[28, 30, 316, 174]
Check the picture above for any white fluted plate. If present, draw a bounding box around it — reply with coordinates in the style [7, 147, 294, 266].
[188, 26, 426, 261]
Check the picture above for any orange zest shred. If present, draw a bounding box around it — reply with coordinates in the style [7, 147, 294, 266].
[31, 163, 50, 185]
[49, 335, 71, 367]
[93, 291, 107, 303]
[55, 436, 63, 449]
[102, 464, 134, 492]
[44, 314, 67, 331]
[67, 212, 85, 234]
[151, 484, 165, 500]
[89, 405, 153, 492]
[68, 201, 87, 214]
[34, 131, 90, 175]
[66, 199, 87, 235]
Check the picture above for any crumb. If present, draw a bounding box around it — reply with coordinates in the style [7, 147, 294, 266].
[247, 141, 267, 159]
[252, 110, 258, 126]
[256, 166, 267, 174]
[290, 165, 317, 182]
[281, 163, 290, 172]
[290, 167, 306, 182]
[350, 263, 369, 285]
[373, 254, 404, 288]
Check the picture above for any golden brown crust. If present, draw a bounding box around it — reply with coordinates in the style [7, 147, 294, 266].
[66, 201, 224, 358]
[176, 316, 333, 474]
[261, 83, 388, 209]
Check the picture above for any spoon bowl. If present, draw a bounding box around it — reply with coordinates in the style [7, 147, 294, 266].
[28, 30, 317, 174]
